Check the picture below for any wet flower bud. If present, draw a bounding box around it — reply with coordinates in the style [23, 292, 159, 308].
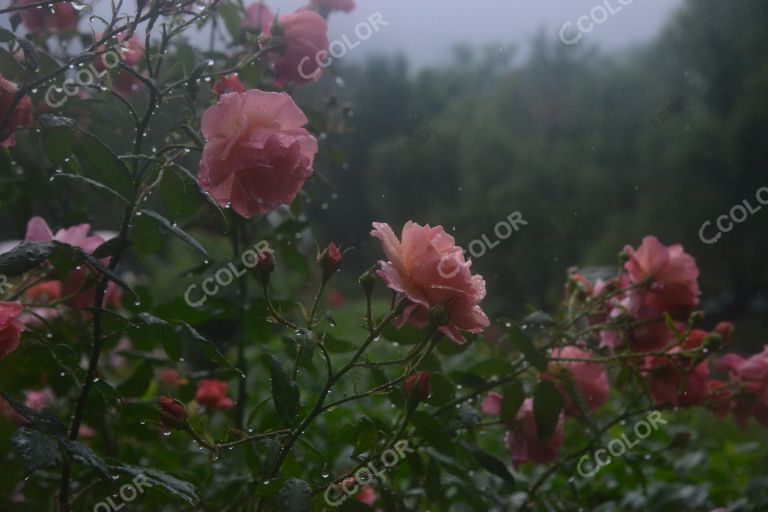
[358, 266, 377, 296]
[404, 371, 431, 402]
[159, 396, 188, 431]
[318, 243, 342, 281]
[257, 249, 276, 285]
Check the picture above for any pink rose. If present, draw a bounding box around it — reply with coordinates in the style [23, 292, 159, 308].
[481, 392, 503, 417]
[624, 236, 700, 313]
[20, 0, 78, 34]
[309, 0, 355, 15]
[198, 89, 318, 218]
[264, 10, 329, 87]
[505, 399, 563, 469]
[645, 355, 709, 407]
[241, 2, 274, 32]
[212, 74, 245, 96]
[0, 74, 33, 148]
[25, 217, 121, 309]
[96, 33, 146, 97]
[25, 387, 55, 411]
[370, 221, 489, 344]
[355, 486, 378, 507]
[547, 346, 609, 414]
[719, 346, 768, 428]
[195, 379, 234, 410]
[0, 302, 25, 362]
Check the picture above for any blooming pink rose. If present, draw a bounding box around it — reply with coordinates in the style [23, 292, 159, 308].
[158, 368, 186, 390]
[624, 236, 700, 313]
[0, 75, 33, 147]
[0, 302, 25, 362]
[25, 217, 121, 309]
[481, 392, 503, 416]
[198, 90, 318, 218]
[505, 399, 563, 469]
[264, 10, 329, 87]
[212, 74, 245, 96]
[371, 221, 489, 344]
[195, 379, 234, 410]
[309, 0, 355, 14]
[719, 346, 768, 428]
[241, 2, 274, 32]
[547, 346, 609, 414]
[20, 0, 78, 34]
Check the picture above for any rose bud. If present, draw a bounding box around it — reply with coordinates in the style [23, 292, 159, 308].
[714, 321, 734, 344]
[257, 249, 276, 285]
[404, 371, 431, 402]
[159, 396, 188, 430]
[318, 243, 342, 281]
[212, 74, 245, 96]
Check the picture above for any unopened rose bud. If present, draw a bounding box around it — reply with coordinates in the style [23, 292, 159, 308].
[257, 249, 276, 286]
[404, 371, 431, 402]
[318, 243, 342, 281]
[358, 266, 377, 296]
[714, 321, 734, 344]
[159, 396, 188, 431]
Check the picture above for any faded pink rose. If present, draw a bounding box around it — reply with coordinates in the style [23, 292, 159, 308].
[547, 346, 609, 414]
[624, 236, 700, 313]
[264, 10, 329, 87]
[96, 33, 146, 96]
[505, 399, 563, 469]
[355, 485, 378, 507]
[1, 74, 33, 147]
[645, 355, 709, 407]
[0, 302, 25, 362]
[371, 221, 489, 344]
[195, 379, 234, 410]
[25, 217, 121, 309]
[198, 89, 318, 218]
[719, 346, 768, 428]
[212, 74, 245, 96]
[481, 392, 503, 416]
[309, 0, 355, 14]
[25, 388, 55, 411]
[20, 0, 78, 34]
[241, 2, 274, 32]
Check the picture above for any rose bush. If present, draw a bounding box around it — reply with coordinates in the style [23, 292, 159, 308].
[0, 1, 766, 511]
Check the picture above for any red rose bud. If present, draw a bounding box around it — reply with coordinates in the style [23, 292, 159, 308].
[404, 371, 431, 402]
[256, 248, 276, 285]
[212, 74, 245, 96]
[159, 396, 188, 430]
[318, 243, 342, 281]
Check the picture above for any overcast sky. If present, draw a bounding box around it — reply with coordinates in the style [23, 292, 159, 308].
[276, 0, 685, 67]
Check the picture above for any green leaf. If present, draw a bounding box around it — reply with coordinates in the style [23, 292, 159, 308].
[462, 442, 515, 485]
[38, 114, 77, 128]
[0, 241, 54, 277]
[218, 2, 244, 39]
[11, 427, 62, 472]
[54, 173, 129, 203]
[139, 209, 209, 259]
[1, 393, 67, 436]
[267, 355, 300, 427]
[507, 322, 547, 372]
[51, 241, 137, 298]
[533, 380, 563, 443]
[75, 130, 133, 196]
[277, 478, 313, 512]
[111, 464, 200, 506]
[500, 380, 525, 424]
[522, 311, 556, 327]
[174, 321, 243, 377]
[61, 439, 112, 481]
[42, 128, 75, 165]
[412, 411, 455, 455]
